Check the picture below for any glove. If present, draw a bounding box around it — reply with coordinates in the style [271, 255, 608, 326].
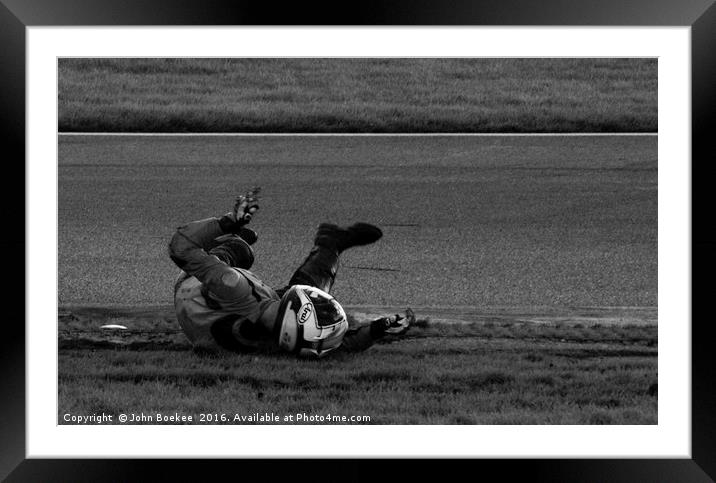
[234, 186, 261, 224]
[384, 308, 414, 335]
[219, 187, 261, 233]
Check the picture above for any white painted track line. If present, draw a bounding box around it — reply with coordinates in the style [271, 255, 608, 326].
[58, 132, 657, 137]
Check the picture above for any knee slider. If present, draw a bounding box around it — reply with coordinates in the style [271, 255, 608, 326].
[209, 234, 255, 269]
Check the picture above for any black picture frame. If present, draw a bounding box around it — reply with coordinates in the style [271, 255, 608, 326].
[3, 0, 714, 481]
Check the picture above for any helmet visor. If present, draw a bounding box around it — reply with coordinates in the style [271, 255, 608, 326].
[304, 289, 346, 328]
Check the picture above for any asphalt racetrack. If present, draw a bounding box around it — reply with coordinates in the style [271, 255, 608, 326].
[58, 134, 657, 318]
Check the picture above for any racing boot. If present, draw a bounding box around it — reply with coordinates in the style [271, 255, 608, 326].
[285, 223, 383, 293]
[314, 222, 383, 254]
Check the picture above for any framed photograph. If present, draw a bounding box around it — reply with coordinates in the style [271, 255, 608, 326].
[4, 0, 715, 480]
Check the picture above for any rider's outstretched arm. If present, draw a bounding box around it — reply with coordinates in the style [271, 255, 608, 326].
[338, 310, 413, 353]
[169, 217, 235, 277]
[168, 190, 260, 302]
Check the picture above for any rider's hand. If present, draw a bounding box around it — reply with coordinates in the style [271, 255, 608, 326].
[233, 187, 260, 225]
[385, 308, 414, 335]
[219, 187, 261, 234]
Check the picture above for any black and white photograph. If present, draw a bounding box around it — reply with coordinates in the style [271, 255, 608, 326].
[3, 0, 712, 477]
[57, 57, 658, 425]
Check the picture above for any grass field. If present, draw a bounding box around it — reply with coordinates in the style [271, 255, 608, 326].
[59, 306, 657, 425]
[58, 134, 657, 424]
[58, 58, 657, 133]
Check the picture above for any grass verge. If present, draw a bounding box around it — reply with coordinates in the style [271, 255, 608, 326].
[58, 58, 657, 133]
[58, 307, 657, 424]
